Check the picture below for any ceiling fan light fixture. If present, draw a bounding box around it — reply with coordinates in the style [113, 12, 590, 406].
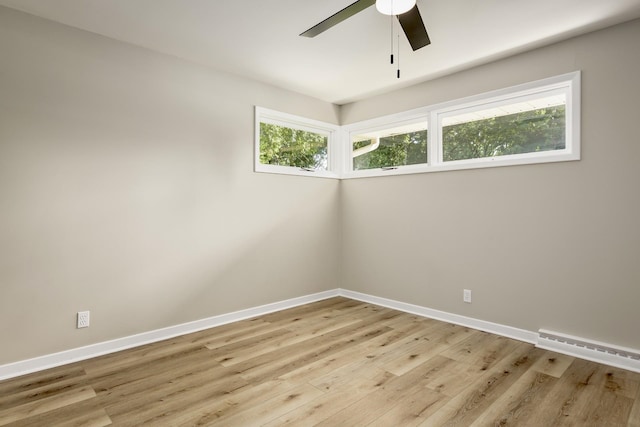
[375, 0, 416, 16]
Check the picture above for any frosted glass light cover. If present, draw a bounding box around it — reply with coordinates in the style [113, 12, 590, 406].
[375, 0, 416, 15]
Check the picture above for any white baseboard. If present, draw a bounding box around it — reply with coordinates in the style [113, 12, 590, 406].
[0, 289, 339, 381]
[3, 288, 640, 380]
[339, 289, 640, 372]
[338, 289, 640, 373]
[336, 289, 539, 344]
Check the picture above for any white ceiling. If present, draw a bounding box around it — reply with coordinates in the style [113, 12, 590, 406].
[2, 0, 640, 105]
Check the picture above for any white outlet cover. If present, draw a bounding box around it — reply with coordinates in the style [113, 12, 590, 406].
[77, 311, 90, 328]
[463, 289, 472, 303]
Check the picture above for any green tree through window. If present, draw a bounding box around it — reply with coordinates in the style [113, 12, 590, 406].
[442, 106, 566, 162]
[259, 122, 328, 170]
[353, 130, 428, 170]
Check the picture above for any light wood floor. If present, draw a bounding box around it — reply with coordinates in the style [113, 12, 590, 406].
[1, 297, 640, 426]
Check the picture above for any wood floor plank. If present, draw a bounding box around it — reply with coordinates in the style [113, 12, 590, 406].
[206, 327, 294, 362]
[377, 311, 440, 329]
[529, 358, 612, 426]
[286, 319, 444, 388]
[370, 322, 472, 368]
[418, 343, 545, 426]
[263, 376, 385, 426]
[530, 350, 575, 378]
[216, 316, 364, 367]
[582, 391, 634, 426]
[233, 322, 392, 383]
[308, 358, 393, 393]
[423, 356, 488, 397]
[1, 297, 639, 426]
[6, 398, 112, 427]
[366, 387, 449, 427]
[0, 367, 88, 410]
[102, 364, 247, 421]
[279, 335, 395, 389]
[468, 369, 558, 426]
[160, 378, 300, 426]
[381, 324, 480, 376]
[82, 334, 213, 378]
[578, 364, 637, 426]
[315, 354, 454, 426]
[601, 365, 640, 399]
[89, 346, 221, 396]
[280, 310, 364, 336]
[0, 365, 87, 397]
[0, 385, 96, 426]
[199, 319, 282, 350]
[256, 297, 360, 324]
[439, 330, 523, 372]
[194, 383, 324, 427]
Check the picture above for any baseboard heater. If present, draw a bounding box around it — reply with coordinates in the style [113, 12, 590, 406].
[538, 329, 640, 372]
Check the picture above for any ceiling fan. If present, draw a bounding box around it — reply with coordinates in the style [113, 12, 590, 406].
[300, 0, 430, 51]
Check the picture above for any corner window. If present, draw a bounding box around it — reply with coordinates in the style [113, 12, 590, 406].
[255, 107, 339, 178]
[255, 72, 580, 179]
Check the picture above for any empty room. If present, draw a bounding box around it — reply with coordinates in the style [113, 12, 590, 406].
[1, 0, 640, 425]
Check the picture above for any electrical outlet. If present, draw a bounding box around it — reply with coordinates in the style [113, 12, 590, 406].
[77, 311, 90, 328]
[463, 289, 472, 303]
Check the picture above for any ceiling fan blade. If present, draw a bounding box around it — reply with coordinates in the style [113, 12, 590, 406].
[300, 0, 376, 38]
[397, 5, 430, 51]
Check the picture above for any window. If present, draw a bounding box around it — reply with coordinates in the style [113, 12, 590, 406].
[343, 71, 580, 178]
[441, 95, 565, 161]
[255, 107, 339, 178]
[352, 121, 428, 171]
[256, 72, 580, 179]
[436, 88, 573, 168]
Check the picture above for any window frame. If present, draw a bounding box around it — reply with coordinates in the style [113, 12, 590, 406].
[254, 106, 340, 178]
[344, 114, 431, 176]
[341, 71, 581, 179]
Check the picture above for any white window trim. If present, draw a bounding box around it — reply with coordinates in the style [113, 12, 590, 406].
[255, 72, 581, 180]
[341, 71, 581, 179]
[340, 112, 432, 179]
[254, 107, 340, 179]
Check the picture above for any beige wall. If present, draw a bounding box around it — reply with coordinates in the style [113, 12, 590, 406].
[340, 19, 640, 349]
[0, 6, 340, 365]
